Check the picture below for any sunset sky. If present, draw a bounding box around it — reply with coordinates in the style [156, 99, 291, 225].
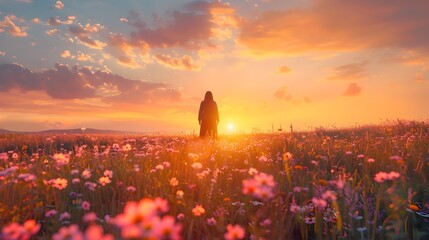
[1, 0, 428, 134]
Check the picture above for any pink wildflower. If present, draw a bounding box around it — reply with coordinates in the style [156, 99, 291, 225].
[2, 219, 40, 240]
[18, 173, 36, 182]
[126, 186, 136, 192]
[0, 152, 9, 161]
[82, 201, 91, 211]
[321, 190, 337, 202]
[113, 198, 181, 239]
[23, 219, 41, 236]
[114, 199, 157, 228]
[83, 212, 97, 223]
[45, 209, 58, 217]
[311, 197, 327, 209]
[224, 224, 245, 240]
[374, 171, 400, 183]
[153, 216, 182, 240]
[242, 179, 257, 195]
[260, 218, 272, 227]
[254, 173, 275, 188]
[259, 156, 268, 162]
[177, 213, 185, 220]
[59, 212, 71, 221]
[207, 217, 217, 226]
[84, 181, 97, 191]
[254, 186, 275, 201]
[103, 170, 113, 178]
[82, 169, 91, 179]
[289, 199, 301, 213]
[242, 172, 276, 201]
[154, 197, 169, 213]
[52, 224, 83, 240]
[84, 224, 114, 240]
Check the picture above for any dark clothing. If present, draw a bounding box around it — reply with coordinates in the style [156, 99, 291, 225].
[198, 100, 219, 138]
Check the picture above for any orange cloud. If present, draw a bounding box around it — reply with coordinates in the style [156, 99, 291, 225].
[76, 53, 94, 62]
[108, 33, 149, 68]
[61, 50, 71, 58]
[327, 61, 368, 81]
[274, 87, 292, 101]
[45, 29, 58, 35]
[55, 0, 64, 10]
[116, 56, 141, 68]
[154, 54, 200, 71]
[343, 83, 362, 96]
[69, 25, 106, 49]
[31, 18, 41, 24]
[107, 1, 238, 69]
[278, 65, 291, 74]
[239, 0, 429, 55]
[0, 15, 28, 37]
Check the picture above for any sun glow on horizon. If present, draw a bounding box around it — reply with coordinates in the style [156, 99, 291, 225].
[227, 123, 235, 133]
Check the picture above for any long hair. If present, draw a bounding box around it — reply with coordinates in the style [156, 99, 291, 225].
[204, 91, 214, 101]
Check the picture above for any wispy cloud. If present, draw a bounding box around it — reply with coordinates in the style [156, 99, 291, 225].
[154, 54, 200, 71]
[327, 61, 368, 81]
[343, 83, 362, 96]
[277, 65, 291, 74]
[76, 53, 94, 62]
[45, 28, 58, 35]
[239, 0, 429, 55]
[31, 18, 41, 24]
[69, 24, 106, 49]
[274, 87, 292, 101]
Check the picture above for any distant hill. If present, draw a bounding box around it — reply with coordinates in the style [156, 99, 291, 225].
[0, 128, 144, 135]
[0, 129, 12, 134]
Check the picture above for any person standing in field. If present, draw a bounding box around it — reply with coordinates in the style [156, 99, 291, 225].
[198, 91, 219, 138]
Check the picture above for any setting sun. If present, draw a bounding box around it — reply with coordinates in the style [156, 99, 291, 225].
[227, 123, 235, 133]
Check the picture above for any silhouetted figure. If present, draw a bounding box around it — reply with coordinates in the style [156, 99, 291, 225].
[198, 91, 219, 138]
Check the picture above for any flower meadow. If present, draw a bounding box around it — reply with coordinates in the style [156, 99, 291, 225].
[1, 122, 429, 239]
